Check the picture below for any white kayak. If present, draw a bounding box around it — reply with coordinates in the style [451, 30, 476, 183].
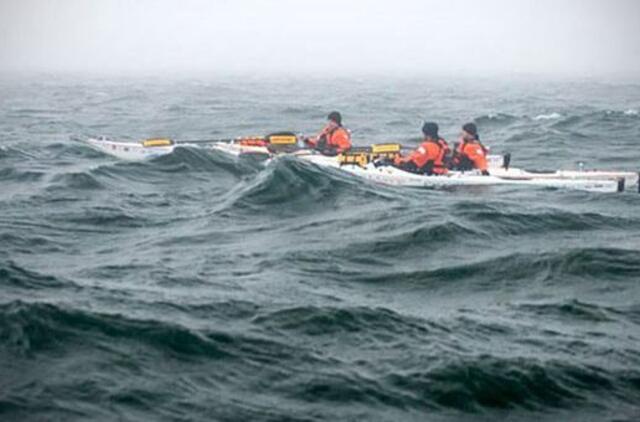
[489, 167, 639, 187]
[77, 136, 277, 160]
[81, 137, 176, 160]
[208, 141, 271, 156]
[78, 135, 293, 160]
[77, 137, 636, 192]
[294, 152, 629, 193]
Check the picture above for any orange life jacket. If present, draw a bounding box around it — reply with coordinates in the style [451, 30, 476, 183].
[455, 139, 487, 171]
[307, 125, 351, 152]
[397, 138, 449, 174]
[321, 126, 351, 152]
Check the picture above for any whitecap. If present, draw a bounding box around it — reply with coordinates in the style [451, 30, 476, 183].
[533, 112, 562, 121]
[623, 109, 638, 116]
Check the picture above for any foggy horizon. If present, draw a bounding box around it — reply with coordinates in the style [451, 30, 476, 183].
[1, 0, 639, 81]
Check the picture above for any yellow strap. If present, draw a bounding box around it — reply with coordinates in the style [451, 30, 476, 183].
[268, 135, 297, 145]
[371, 143, 401, 153]
[142, 138, 173, 147]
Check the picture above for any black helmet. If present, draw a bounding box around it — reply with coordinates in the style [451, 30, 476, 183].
[327, 111, 342, 125]
[462, 122, 478, 139]
[421, 122, 439, 138]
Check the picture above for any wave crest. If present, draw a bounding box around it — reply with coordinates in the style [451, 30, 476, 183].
[355, 247, 640, 285]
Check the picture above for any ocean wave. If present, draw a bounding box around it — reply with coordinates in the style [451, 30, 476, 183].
[6, 107, 64, 117]
[226, 156, 369, 214]
[607, 109, 639, 118]
[381, 355, 631, 411]
[0, 167, 44, 183]
[0, 261, 76, 291]
[154, 299, 260, 321]
[47, 172, 105, 190]
[253, 305, 440, 338]
[0, 146, 9, 160]
[355, 247, 640, 285]
[284, 370, 411, 409]
[80, 147, 260, 190]
[473, 108, 636, 134]
[49, 206, 148, 229]
[474, 113, 518, 125]
[0, 233, 67, 255]
[0, 300, 312, 371]
[552, 247, 640, 279]
[385, 119, 413, 127]
[69, 140, 224, 174]
[512, 299, 618, 323]
[502, 128, 551, 145]
[0, 301, 231, 358]
[338, 221, 485, 258]
[3, 79, 640, 421]
[549, 109, 640, 131]
[0, 145, 39, 161]
[3, 300, 639, 416]
[452, 208, 632, 235]
[50, 141, 112, 160]
[281, 105, 316, 115]
[151, 146, 261, 176]
[271, 347, 640, 412]
[533, 112, 563, 121]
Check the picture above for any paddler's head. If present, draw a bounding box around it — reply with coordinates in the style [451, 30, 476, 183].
[422, 122, 439, 141]
[462, 122, 478, 142]
[327, 111, 342, 129]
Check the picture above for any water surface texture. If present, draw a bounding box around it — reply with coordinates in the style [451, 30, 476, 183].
[1, 77, 640, 421]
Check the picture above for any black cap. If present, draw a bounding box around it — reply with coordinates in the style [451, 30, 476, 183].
[422, 122, 439, 138]
[462, 122, 478, 138]
[328, 111, 342, 125]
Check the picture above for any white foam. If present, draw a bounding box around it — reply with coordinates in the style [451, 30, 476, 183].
[623, 109, 638, 116]
[533, 112, 562, 121]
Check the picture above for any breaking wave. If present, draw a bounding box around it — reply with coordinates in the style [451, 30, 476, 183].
[2, 77, 640, 421]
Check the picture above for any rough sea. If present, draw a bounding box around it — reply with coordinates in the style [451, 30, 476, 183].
[1, 75, 640, 421]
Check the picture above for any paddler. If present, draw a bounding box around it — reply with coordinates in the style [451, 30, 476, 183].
[452, 123, 489, 175]
[392, 122, 449, 175]
[305, 111, 352, 156]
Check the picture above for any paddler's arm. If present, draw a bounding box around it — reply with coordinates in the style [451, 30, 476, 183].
[466, 145, 489, 175]
[304, 137, 318, 147]
[304, 125, 332, 148]
[471, 153, 490, 175]
[394, 154, 408, 165]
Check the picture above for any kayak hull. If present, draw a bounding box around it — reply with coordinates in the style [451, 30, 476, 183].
[490, 167, 639, 186]
[296, 152, 625, 193]
[208, 142, 271, 156]
[83, 137, 175, 160]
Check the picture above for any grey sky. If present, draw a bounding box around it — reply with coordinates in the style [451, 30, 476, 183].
[1, 0, 639, 78]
